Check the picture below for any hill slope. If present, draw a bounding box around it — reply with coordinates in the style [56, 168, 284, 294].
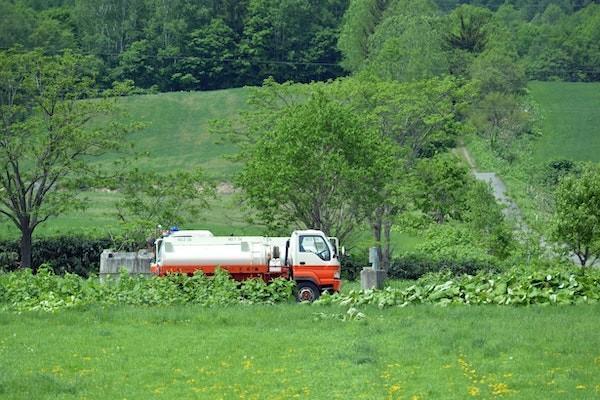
[109, 88, 249, 180]
[529, 81, 600, 163]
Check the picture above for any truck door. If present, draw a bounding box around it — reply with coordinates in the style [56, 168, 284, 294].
[297, 235, 331, 265]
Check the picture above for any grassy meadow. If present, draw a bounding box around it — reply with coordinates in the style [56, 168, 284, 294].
[1, 304, 599, 399]
[528, 81, 600, 164]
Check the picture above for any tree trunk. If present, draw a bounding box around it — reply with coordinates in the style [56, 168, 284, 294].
[19, 224, 33, 269]
[382, 218, 392, 271]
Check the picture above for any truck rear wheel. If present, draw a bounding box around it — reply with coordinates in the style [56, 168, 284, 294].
[295, 281, 320, 302]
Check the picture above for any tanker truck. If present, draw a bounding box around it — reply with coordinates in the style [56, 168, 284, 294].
[150, 229, 342, 302]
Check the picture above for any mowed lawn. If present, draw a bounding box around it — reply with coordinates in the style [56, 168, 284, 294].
[529, 81, 600, 164]
[1, 305, 599, 399]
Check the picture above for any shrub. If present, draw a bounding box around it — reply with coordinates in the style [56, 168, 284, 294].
[0, 236, 143, 277]
[0, 267, 295, 312]
[340, 252, 500, 281]
[387, 254, 500, 280]
[316, 265, 600, 307]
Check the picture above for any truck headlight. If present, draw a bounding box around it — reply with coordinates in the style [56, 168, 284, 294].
[334, 270, 340, 279]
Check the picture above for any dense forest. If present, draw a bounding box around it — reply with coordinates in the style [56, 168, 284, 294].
[1, 0, 599, 92]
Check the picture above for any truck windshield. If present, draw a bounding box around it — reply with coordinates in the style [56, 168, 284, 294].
[299, 235, 330, 261]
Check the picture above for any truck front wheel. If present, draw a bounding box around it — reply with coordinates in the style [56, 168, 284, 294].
[295, 281, 320, 302]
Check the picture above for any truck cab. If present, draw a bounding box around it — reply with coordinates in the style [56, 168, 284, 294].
[288, 230, 342, 301]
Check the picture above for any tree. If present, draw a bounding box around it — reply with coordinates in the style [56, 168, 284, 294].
[235, 87, 397, 244]
[0, 50, 135, 268]
[337, 0, 389, 72]
[326, 76, 470, 267]
[413, 153, 471, 224]
[552, 163, 600, 267]
[182, 18, 239, 90]
[113, 167, 215, 244]
[469, 91, 533, 159]
[470, 48, 527, 95]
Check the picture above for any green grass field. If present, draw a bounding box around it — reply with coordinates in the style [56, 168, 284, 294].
[1, 305, 599, 399]
[529, 81, 600, 164]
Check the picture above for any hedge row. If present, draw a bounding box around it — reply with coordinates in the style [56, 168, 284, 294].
[0, 237, 143, 277]
[0, 236, 498, 280]
[341, 254, 500, 281]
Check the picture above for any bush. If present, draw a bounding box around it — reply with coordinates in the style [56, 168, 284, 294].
[0, 236, 144, 277]
[340, 252, 501, 281]
[387, 254, 500, 280]
[0, 267, 295, 312]
[316, 265, 600, 307]
[340, 254, 368, 281]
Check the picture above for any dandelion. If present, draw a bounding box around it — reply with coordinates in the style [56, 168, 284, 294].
[490, 383, 512, 396]
[468, 386, 480, 396]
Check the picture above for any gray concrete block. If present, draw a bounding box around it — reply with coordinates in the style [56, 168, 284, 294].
[360, 267, 386, 290]
[99, 249, 154, 280]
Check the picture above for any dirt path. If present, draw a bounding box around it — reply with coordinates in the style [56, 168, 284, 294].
[455, 146, 588, 266]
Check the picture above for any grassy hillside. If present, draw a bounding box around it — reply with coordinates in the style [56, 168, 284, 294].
[106, 87, 250, 181]
[529, 81, 600, 164]
[0, 87, 418, 251]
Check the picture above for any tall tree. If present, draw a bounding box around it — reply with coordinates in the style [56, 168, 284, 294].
[0, 50, 135, 268]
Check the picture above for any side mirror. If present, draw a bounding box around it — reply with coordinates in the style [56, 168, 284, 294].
[340, 246, 346, 256]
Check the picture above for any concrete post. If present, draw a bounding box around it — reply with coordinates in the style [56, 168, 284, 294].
[360, 247, 386, 290]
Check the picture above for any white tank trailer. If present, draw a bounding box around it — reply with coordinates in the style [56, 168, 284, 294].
[155, 232, 288, 269]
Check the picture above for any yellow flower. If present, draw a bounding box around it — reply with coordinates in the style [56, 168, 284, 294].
[468, 386, 480, 396]
[490, 383, 511, 396]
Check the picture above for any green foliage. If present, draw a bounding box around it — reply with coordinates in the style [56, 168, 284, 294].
[113, 167, 215, 243]
[337, 0, 387, 72]
[388, 254, 500, 280]
[413, 153, 471, 223]
[236, 84, 397, 242]
[470, 49, 527, 95]
[468, 91, 534, 161]
[0, 267, 295, 312]
[364, 8, 448, 81]
[415, 223, 499, 263]
[316, 265, 600, 307]
[552, 163, 600, 266]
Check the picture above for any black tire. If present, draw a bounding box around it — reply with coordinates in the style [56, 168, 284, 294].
[295, 281, 320, 302]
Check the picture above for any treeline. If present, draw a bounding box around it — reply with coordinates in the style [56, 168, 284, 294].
[339, 0, 600, 82]
[0, 0, 348, 91]
[2, 0, 599, 93]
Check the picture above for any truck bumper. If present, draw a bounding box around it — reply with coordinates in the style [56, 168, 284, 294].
[332, 279, 342, 292]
